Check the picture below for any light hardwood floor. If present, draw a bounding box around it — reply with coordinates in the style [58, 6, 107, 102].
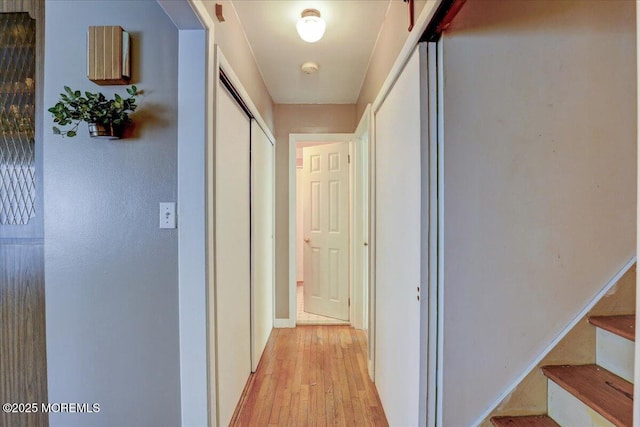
[230, 326, 388, 426]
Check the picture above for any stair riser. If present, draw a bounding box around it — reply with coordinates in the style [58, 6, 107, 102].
[596, 328, 634, 384]
[547, 381, 615, 427]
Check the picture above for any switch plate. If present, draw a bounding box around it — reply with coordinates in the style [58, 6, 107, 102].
[159, 202, 176, 229]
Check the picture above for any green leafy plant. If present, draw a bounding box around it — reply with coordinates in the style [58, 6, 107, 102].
[48, 85, 139, 137]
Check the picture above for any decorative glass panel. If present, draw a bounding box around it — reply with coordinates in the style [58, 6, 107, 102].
[0, 12, 36, 225]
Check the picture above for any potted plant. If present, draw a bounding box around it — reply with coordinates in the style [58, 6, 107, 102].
[48, 85, 139, 139]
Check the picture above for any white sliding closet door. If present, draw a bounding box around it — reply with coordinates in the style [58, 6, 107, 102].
[216, 85, 251, 427]
[374, 47, 422, 426]
[250, 120, 274, 372]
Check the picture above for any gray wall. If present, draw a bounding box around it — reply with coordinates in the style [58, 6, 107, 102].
[177, 30, 208, 427]
[43, 1, 181, 426]
[441, 1, 636, 425]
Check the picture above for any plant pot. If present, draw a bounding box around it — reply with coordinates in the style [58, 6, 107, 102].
[88, 122, 122, 140]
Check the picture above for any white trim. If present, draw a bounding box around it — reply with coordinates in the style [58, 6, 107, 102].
[354, 105, 375, 381]
[425, 41, 439, 427]
[418, 42, 430, 427]
[209, 42, 221, 427]
[288, 133, 354, 327]
[274, 318, 296, 328]
[217, 51, 275, 144]
[355, 104, 372, 138]
[436, 37, 445, 427]
[353, 106, 372, 332]
[371, 0, 443, 115]
[349, 138, 356, 326]
[179, 2, 218, 426]
[470, 256, 638, 427]
[369, 101, 378, 383]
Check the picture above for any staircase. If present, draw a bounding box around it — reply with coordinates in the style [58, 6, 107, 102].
[491, 315, 635, 427]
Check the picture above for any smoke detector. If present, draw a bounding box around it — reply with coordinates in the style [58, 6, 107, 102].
[301, 62, 319, 75]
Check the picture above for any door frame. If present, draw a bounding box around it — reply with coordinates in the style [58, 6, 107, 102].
[288, 133, 357, 326]
[351, 104, 374, 334]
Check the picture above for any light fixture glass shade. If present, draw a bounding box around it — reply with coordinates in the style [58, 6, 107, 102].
[296, 9, 326, 43]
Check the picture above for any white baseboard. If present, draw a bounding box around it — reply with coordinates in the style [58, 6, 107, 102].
[274, 318, 295, 328]
[470, 256, 637, 427]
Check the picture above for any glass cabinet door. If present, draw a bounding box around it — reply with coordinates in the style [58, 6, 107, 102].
[0, 12, 36, 227]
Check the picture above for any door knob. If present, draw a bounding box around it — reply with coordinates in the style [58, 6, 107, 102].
[364, 242, 368, 246]
[304, 238, 310, 243]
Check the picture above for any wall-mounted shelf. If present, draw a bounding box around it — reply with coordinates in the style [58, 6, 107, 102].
[87, 26, 130, 85]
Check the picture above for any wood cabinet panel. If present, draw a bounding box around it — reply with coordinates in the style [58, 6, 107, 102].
[0, 244, 47, 427]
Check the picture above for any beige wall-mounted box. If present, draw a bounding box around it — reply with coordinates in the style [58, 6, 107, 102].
[87, 26, 130, 85]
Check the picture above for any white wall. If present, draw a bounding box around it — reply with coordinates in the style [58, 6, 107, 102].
[44, 1, 181, 426]
[441, 1, 636, 425]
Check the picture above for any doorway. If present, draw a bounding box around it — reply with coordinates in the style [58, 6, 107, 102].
[295, 140, 350, 325]
[289, 132, 370, 330]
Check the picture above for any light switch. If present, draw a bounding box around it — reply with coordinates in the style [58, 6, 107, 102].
[159, 202, 176, 229]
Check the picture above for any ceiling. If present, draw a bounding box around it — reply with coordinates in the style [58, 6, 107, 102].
[231, 0, 391, 105]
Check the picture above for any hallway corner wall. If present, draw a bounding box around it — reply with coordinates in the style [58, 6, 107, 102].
[43, 2, 181, 426]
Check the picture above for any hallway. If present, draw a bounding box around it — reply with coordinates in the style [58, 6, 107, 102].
[230, 326, 388, 426]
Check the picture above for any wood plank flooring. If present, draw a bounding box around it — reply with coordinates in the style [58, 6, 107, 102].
[230, 326, 388, 427]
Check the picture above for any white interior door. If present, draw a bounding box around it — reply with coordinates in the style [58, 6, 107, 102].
[215, 84, 251, 427]
[374, 47, 422, 426]
[250, 120, 274, 372]
[301, 142, 350, 321]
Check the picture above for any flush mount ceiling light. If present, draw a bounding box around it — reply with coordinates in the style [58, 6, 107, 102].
[296, 9, 326, 43]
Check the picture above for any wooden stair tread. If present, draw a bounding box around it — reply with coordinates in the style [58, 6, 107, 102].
[491, 415, 560, 426]
[541, 364, 633, 427]
[589, 315, 635, 342]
